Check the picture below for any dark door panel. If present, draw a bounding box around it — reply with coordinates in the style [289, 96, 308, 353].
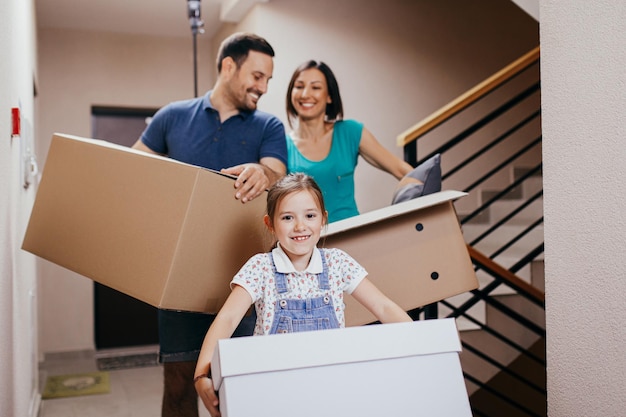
[92, 106, 159, 349]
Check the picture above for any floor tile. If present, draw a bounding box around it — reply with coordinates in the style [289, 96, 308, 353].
[38, 349, 210, 417]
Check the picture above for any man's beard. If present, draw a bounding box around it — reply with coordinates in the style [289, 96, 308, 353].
[236, 89, 261, 112]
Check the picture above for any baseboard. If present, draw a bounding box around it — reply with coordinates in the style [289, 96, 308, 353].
[95, 343, 158, 359]
[30, 391, 41, 417]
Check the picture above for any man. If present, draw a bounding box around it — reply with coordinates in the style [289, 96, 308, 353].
[132, 32, 286, 417]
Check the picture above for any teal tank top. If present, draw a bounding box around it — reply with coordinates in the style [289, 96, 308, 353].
[286, 119, 363, 223]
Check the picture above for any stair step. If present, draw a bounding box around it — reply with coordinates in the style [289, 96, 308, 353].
[441, 257, 542, 330]
[513, 166, 543, 180]
[481, 175, 543, 203]
[468, 337, 547, 416]
[469, 176, 543, 225]
[447, 167, 545, 337]
[486, 197, 543, 226]
[520, 174, 543, 194]
[462, 224, 544, 261]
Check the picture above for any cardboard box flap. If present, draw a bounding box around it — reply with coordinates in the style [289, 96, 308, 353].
[323, 190, 467, 237]
[212, 319, 460, 389]
[51, 133, 219, 169]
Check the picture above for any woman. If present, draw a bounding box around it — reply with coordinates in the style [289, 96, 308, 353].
[285, 60, 416, 223]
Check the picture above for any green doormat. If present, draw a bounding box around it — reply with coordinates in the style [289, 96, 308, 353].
[42, 371, 110, 399]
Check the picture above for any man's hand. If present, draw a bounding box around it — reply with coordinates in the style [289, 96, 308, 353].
[221, 163, 271, 203]
[195, 377, 221, 417]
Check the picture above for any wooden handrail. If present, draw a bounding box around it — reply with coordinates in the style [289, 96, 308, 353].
[466, 244, 545, 304]
[397, 46, 540, 147]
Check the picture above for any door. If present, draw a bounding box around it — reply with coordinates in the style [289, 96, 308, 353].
[91, 106, 159, 349]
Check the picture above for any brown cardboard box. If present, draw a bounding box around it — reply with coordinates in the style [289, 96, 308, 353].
[22, 133, 270, 313]
[321, 190, 478, 326]
[23, 133, 477, 322]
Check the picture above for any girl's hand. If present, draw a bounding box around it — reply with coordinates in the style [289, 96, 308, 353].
[195, 377, 221, 417]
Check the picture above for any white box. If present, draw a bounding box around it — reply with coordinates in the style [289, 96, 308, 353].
[212, 319, 472, 417]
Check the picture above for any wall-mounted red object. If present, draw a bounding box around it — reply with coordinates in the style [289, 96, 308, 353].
[12, 107, 21, 136]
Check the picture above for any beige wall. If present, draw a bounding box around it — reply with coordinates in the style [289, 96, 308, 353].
[36, 29, 215, 166]
[36, 0, 537, 354]
[541, 0, 626, 415]
[241, 0, 539, 213]
[36, 29, 216, 352]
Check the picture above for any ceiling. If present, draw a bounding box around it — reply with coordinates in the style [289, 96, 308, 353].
[35, 0, 539, 40]
[35, 0, 258, 39]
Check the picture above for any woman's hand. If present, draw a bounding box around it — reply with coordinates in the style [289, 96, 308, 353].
[195, 377, 221, 417]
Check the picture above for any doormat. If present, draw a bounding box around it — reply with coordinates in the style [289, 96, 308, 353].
[42, 371, 110, 399]
[97, 353, 158, 371]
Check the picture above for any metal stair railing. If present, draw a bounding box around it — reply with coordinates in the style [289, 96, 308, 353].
[398, 46, 546, 416]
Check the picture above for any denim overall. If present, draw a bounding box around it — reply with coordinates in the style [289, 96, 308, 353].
[269, 249, 341, 334]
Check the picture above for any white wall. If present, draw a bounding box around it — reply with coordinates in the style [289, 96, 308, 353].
[541, 1, 626, 415]
[0, 0, 40, 415]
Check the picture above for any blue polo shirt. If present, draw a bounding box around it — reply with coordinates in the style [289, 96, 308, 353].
[140, 91, 287, 170]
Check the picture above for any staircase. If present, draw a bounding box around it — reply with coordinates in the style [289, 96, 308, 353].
[455, 166, 546, 417]
[443, 165, 544, 328]
[462, 167, 544, 291]
[399, 46, 546, 416]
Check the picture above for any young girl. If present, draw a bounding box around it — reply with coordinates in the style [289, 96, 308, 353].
[194, 173, 412, 417]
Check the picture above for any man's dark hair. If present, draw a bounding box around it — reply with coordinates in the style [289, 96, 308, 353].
[286, 60, 344, 128]
[216, 32, 275, 73]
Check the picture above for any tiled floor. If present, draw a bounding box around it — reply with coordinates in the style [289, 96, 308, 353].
[37, 346, 210, 417]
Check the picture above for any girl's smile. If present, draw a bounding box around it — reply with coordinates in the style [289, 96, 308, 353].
[265, 190, 325, 271]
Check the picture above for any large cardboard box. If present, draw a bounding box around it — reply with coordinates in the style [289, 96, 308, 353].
[212, 318, 472, 417]
[22, 133, 270, 313]
[22, 133, 477, 322]
[322, 190, 478, 326]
